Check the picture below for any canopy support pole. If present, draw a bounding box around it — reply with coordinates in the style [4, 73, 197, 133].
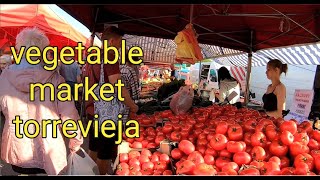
[244, 30, 253, 105]
[80, 6, 99, 121]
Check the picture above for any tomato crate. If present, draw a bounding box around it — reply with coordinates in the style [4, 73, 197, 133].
[112, 140, 175, 175]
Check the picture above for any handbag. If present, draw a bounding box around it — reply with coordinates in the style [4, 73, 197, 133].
[93, 63, 125, 128]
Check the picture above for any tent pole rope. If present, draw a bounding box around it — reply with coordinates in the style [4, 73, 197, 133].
[80, 6, 100, 122]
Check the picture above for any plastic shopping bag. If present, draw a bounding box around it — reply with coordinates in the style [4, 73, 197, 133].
[170, 85, 194, 115]
[66, 148, 99, 175]
[174, 23, 203, 64]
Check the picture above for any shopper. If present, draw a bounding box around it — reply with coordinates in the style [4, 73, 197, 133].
[0, 27, 83, 175]
[262, 59, 288, 118]
[84, 26, 139, 175]
[59, 58, 82, 112]
[120, 55, 140, 121]
[215, 67, 241, 107]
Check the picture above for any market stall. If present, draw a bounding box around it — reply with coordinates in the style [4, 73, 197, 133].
[57, 4, 320, 176]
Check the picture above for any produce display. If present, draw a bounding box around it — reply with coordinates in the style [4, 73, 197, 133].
[115, 149, 173, 175]
[124, 104, 320, 175]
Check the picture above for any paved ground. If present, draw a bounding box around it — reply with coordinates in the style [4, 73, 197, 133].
[0, 114, 90, 176]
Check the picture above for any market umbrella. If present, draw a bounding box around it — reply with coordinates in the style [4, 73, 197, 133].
[0, 4, 91, 52]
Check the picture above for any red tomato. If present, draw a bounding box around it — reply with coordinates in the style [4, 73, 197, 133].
[187, 135, 196, 145]
[250, 160, 265, 169]
[294, 132, 310, 145]
[129, 164, 141, 172]
[215, 157, 231, 170]
[139, 155, 150, 164]
[195, 122, 205, 129]
[162, 170, 172, 175]
[187, 151, 205, 165]
[239, 168, 260, 175]
[129, 158, 140, 167]
[219, 149, 232, 159]
[135, 135, 144, 142]
[153, 161, 167, 172]
[311, 149, 320, 159]
[227, 141, 245, 153]
[280, 167, 295, 175]
[171, 148, 183, 160]
[155, 135, 165, 146]
[280, 130, 294, 145]
[198, 133, 207, 140]
[193, 128, 203, 137]
[141, 161, 154, 171]
[216, 121, 229, 135]
[196, 145, 206, 155]
[221, 162, 239, 172]
[245, 145, 253, 154]
[244, 132, 253, 145]
[116, 167, 130, 175]
[178, 140, 195, 155]
[294, 153, 314, 170]
[299, 121, 313, 134]
[290, 142, 310, 157]
[193, 163, 217, 175]
[280, 156, 290, 168]
[280, 120, 297, 135]
[128, 151, 140, 160]
[294, 162, 309, 175]
[170, 131, 182, 142]
[197, 116, 207, 123]
[180, 130, 189, 139]
[209, 134, 228, 151]
[250, 146, 266, 161]
[312, 130, 320, 142]
[147, 143, 157, 149]
[205, 148, 218, 157]
[176, 160, 196, 175]
[120, 153, 129, 163]
[206, 133, 215, 142]
[150, 154, 159, 163]
[159, 154, 170, 164]
[308, 139, 319, 150]
[268, 156, 281, 166]
[204, 155, 215, 165]
[265, 125, 279, 142]
[243, 118, 257, 132]
[260, 161, 280, 175]
[269, 140, 288, 157]
[162, 124, 173, 134]
[251, 132, 267, 147]
[117, 162, 129, 170]
[228, 125, 243, 141]
[146, 136, 155, 142]
[233, 152, 252, 166]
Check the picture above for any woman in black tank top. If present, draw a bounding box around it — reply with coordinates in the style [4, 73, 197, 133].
[262, 59, 288, 118]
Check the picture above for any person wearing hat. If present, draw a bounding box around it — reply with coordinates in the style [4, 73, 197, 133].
[0, 54, 12, 75]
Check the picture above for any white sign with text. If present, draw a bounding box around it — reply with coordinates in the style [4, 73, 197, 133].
[284, 89, 314, 123]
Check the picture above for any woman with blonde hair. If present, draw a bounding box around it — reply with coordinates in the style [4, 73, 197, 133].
[0, 27, 83, 175]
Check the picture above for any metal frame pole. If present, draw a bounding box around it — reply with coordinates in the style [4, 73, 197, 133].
[245, 30, 254, 105]
[80, 7, 100, 121]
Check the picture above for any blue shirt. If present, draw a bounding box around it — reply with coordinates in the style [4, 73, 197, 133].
[59, 62, 81, 83]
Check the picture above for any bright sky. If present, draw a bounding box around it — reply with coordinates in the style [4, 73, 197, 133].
[47, 4, 101, 46]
